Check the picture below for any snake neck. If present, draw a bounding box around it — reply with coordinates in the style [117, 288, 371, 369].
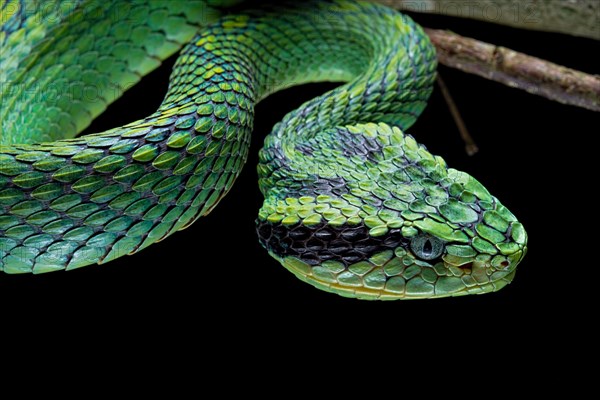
[255, 1, 437, 202]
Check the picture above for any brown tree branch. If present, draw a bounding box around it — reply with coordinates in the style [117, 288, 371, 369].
[425, 28, 600, 112]
[373, 0, 600, 40]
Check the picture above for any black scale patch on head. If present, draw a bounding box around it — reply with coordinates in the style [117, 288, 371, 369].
[257, 220, 410, 266]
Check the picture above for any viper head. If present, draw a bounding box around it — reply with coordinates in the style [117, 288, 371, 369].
[257, 122, 527, 299]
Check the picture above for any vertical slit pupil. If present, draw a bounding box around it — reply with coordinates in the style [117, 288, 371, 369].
[423, 239, 433, 256]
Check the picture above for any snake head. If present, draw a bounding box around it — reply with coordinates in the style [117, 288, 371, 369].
[257, 122, 527, 299]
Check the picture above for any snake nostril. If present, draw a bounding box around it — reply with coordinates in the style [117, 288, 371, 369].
[500, 261, 510, 268]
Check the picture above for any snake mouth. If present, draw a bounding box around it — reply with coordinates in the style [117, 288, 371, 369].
[274, 253, 519, 300]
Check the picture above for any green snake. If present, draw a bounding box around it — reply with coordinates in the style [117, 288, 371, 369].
[0, 0, 527, 299]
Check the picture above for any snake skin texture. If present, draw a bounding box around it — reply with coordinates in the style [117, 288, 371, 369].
[0, 0, 527, 299]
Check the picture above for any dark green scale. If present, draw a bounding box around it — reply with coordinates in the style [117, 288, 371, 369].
[0, 0, 527, 300]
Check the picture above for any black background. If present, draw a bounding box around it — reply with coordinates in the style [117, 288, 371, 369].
[1, 9, 598, 333]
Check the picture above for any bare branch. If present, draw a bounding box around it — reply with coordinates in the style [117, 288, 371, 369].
[373, 0, 600, 40]
[425, 28, 600, 112]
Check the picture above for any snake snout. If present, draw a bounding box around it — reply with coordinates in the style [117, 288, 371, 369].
[463, 209, 528, 293]
[495, 220, 528, 277]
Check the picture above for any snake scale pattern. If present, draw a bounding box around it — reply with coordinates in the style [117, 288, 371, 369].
[0, 0, 527, 299]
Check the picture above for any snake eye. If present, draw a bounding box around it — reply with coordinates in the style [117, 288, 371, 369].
[410, 234, 444, 260]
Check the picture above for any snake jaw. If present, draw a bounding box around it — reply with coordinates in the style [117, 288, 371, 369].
[274, 239, 527, 300]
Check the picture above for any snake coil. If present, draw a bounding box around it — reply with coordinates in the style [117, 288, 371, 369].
[0, 0, 527, 299]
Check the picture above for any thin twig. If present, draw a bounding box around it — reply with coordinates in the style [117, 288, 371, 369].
[436, 74, 479, 156]
[425, 28, 600, 112]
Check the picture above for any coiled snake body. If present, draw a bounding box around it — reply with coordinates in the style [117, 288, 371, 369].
[0, 0, 527, 299]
